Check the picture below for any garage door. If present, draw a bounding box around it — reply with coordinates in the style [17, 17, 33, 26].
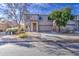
[39, 25, 52, 32]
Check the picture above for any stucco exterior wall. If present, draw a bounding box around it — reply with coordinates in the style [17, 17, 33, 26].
[24, 14, 79, 32]
[38, 16, 52, 32]
[23, 14, 53, 32]
[0, 23, 7, 31]
[66, 20, 76, 30]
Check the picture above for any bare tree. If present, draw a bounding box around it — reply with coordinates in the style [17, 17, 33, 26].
[2, 3, 29, 24]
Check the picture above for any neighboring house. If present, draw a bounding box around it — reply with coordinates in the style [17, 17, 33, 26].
[2, 20, 18, 28]
[0, 20, 18, 32]
[23, 14, 79, 32]
[0, 22, 8, 32]
[63, 15, 79, 32]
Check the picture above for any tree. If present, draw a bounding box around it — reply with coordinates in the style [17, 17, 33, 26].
[0, 3, 30, 33]
[1, 3, 29, 24]
[48, 7, 74, 32]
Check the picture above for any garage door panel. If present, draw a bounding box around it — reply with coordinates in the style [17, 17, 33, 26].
[39, 25, 52, 32]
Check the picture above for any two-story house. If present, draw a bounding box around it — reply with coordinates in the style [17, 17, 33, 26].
[23, 14, 52, 32]
[23, 13, 79, 32]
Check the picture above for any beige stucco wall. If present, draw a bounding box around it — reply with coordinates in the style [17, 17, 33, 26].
[0, 23, 8, 31]
[24, 14, 53, 32]
[0, 20, 18, 32]
[38, 16, 52, 32]
[24, 14, 79, 32]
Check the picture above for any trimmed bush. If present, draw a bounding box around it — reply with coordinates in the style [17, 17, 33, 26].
[6, 27, 18, 34]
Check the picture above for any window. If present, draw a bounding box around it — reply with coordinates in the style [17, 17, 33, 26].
[38, 16, 42, 20]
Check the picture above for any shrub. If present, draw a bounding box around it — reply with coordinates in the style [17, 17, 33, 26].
[6, 27, 18, 34]
[16, 32, 27, 38]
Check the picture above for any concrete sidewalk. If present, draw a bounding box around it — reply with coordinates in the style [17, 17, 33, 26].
[0, 32, 79, 42]
[27, 32, 79, 42]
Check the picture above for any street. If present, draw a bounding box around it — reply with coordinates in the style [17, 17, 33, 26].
[0, 33, 78, 56]
[0, 38, 78, 55]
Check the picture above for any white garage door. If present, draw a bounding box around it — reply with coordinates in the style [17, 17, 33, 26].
[39, 25, 52, 32]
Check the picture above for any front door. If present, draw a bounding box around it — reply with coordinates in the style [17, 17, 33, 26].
[31, 22, 38, 32]
[33, 23, 37, 32]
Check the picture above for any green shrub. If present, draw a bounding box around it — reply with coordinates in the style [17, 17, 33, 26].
[6, 27, 18, 34]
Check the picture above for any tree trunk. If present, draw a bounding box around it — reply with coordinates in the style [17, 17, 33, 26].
[53, 20, 57, 32]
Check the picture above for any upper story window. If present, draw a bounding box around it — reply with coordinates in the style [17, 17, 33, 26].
[39, 16, 42, 20]
[38, 15, 42, 20]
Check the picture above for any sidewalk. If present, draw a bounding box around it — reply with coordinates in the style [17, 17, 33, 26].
[40, 32, 79, 42]
[0, 32, 79, 42]
[27, 32, 79, 42]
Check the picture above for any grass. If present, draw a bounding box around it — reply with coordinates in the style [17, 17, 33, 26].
[16, 32, 28, 38]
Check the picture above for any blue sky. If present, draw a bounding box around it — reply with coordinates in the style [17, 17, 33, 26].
[27, 3, 79, 15]
[0, 3, 79, 17]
